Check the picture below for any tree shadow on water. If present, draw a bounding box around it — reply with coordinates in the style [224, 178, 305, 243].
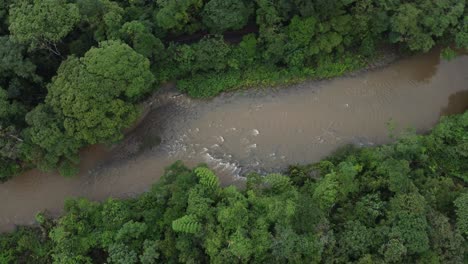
[440, 90, 468, 117]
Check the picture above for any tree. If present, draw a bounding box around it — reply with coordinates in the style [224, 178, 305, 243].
[354, 194, 386, 226]
[427, 210, 465, 263]
[115, 221, 148, 243]
[454, 16, 468, 48]
[0, 87, 26, 179]
[76, 0, 124, 42]
[0, 0, 12, 35]
[381, 239, 407, 263]
[8, 0, 80, 53]
[216, 187, 249, 232]
[228, 34, 258, 69]
[271, 226, 322, 263]
[0, 88, 26, 126]
[390, 214, 430, 255]
[254, 0, 291, 28]
[155, 0, 204, 33]
[120, 21, 165, 60]
[202, 0, 253, 33]
[175, 36, 230, 75]
[388, 194, 430, 254]
[454, 193, 468, 237]
[46, 41, 154, 145]
[22, 104, 82, 172]
[0, 125, 23, 180]
[284, 16, 317, 67]
[0, 36, 41, 102]
[227, 228, 254, 261]
[313, 173, 339, 210]
[389, 0, 464, 51]
[107, 243, 138, 264]
[377, 159, 413, 193]
[338, 221, 373, 259]
[139, 240, 160, 264]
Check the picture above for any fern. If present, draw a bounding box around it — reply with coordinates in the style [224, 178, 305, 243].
[194, 167, 219, 189]
[172, 215, 201, 234]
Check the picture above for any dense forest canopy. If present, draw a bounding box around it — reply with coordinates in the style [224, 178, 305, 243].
[1, 111, 467, 263]
[0, 0, 467, 179]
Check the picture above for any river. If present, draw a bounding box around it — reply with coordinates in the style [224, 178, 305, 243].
[0, 49, 467, 232]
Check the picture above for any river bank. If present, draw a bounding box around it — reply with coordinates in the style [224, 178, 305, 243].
[133, 47, 401, 139]
[0, 48, 467, 232]
[3, 109, 466, 263]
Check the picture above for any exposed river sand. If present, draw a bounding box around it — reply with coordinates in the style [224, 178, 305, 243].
[0, 49, 467, 231]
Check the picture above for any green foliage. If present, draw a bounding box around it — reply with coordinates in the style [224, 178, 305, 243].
[389, 0, 465, 51]
[455, 16, 468, 48]
[115, 221, 148, 242]
[264, 173, 293, 193]
[194, 167, 219, 189]
[338, 221, 373, 258]
[228, 34, 258, 68]
[12, 40, 155, 176]
[429, 112, 468, 182]
[46, 40, 154, 145]
[22, 104, 82, 173]
[0, 0, 11, 35]
[139, 240, 160, 264]
[75, 0, 124, 43]
[9, 0, 80, 51]
[177, 53, 365, 98]
[172, 215, 202, 234]
[427, 210, 465, 263]
[107, 243, 138, 264]
[155, 0, 203, 34]
[0, 1, 466, 263]
[0, 36, 41, 91]
[0, 87, 26, 128]
[441, 47, 458, 61]
[381, 239, 407, 263]
[202, 0, 253, 33]
[0, 5, 465, 262]
[0, 227, 51, 263]
[313, 172, 339, 210]
[58, 160, 80, 177]
[120, 21, 164, 61]
[176, 36, 230, 75]
[454, 193, 468, 237]
[177, 70, 242, 97]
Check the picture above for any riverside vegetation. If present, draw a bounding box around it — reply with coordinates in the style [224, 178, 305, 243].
[0, 0, 467, 179]
[0, 1, 467, 263]
[1, 111, 467, 263]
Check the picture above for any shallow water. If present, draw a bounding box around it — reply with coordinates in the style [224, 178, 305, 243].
[0, 49, 467, 231]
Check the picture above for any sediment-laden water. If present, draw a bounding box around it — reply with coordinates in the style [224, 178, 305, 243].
[0, 49, 467, 231]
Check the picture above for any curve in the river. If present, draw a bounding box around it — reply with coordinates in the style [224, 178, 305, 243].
[0, 49, 467, 231]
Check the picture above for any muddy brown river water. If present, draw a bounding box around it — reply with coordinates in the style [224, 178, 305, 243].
[0, 49, 467, 231]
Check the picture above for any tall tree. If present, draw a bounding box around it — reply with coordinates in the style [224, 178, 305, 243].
[46, 40, 154, 145]
[8, 0, 80, 54]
